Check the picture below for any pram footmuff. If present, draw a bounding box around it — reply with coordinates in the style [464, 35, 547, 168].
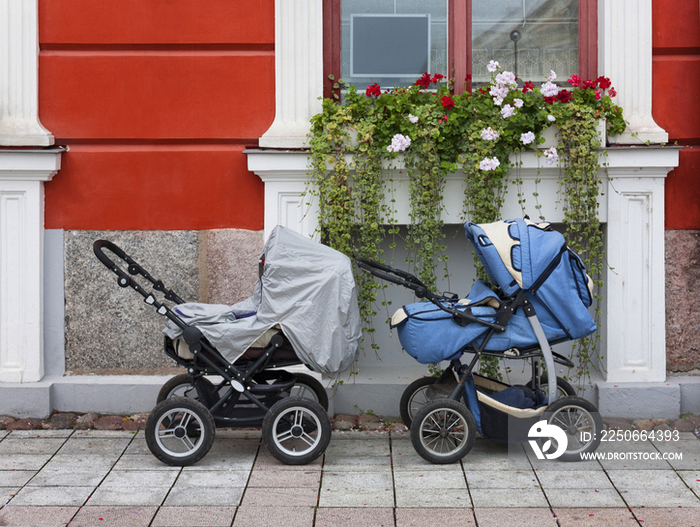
[94, 226, 361, 466]
[359, 218, 603, 463]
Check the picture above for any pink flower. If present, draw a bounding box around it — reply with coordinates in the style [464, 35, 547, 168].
[567, 75, 582, 87]
[594, 89, 602, 100]
[609, 87, 617, 97]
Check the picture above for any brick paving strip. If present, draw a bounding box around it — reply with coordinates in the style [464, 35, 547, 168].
[0, 424, 699, 527]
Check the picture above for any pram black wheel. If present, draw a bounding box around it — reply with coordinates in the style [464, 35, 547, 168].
[288, 373, 329, 411]
[399, 376, 438, 429]
[542, 396, 602, 462]
[411, 399, 476, 464]
[262, 397, 331, 465]
[145, 397, 216, 466]
[156, 374, 214, 404]
[540, 375, 576, 398]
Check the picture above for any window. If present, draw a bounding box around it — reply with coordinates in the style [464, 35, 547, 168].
[324, 0, 596, 97]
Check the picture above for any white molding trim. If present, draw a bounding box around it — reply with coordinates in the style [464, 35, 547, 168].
[0, 0, 54, 146]
[0, 150, 61, 382]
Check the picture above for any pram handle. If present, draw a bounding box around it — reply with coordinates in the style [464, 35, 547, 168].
[356, 258, 429, 298]
[93, 240, 186, 305]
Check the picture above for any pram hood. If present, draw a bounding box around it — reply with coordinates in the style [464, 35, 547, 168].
[164, 226, 362, 374]
[392, 218, 597, 364]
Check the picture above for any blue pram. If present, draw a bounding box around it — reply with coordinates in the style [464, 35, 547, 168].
[358, 218, 603, 463]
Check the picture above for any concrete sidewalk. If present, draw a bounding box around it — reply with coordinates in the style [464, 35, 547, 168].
[0, 428, 699, 527]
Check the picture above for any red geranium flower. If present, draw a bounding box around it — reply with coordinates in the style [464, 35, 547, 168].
[596, 76, 612, 89]
[431, 73, 445, 84]
[544, 96, 557, 105]
[522, 81, 535, 93]
[582, 79, 596, 89]
[441, 96, 455, 110]
[609, 87, 617, 97]
[365, 83, 381, 97]
[558, 90, 573, 103]
[567, 74, 582, 87]
[415, 72, 432, 88]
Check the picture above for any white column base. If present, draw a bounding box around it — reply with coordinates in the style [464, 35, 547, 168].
[0, 150, 61, 382]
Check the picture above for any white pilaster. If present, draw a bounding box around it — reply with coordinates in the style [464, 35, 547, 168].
[259, 0, 324, 149]
[0, 0, 54, 146]
[0, 150, 61, 382]
[599, 0, 668, 144]
[603, 147, 678, 382]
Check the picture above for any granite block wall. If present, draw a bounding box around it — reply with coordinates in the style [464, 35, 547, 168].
[63, 229, 263, 374]
[666, 230, 700, 373]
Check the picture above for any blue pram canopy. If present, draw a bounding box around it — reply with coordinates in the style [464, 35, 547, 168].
[393, 219, 597, 363]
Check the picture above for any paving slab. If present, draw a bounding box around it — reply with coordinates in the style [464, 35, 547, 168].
[0, 454, 53, 471]
[181, 441, 258, 471]
[88, 485, 171, 506]
[71, 430, 136, 439]
[394, 470, 467, 489]
[57, 437, 131, 456]
[535, 469, 613, 489]
[99, 469, 180, 488]
[247, 467, 321, 487]
[111, 454, 182, 471]
[554, 508, 639, 527]
[395, 507, 477, 527]
[474, 507, 556, 527]
[252, 448, 323, 470]
[163, 486, 244, 506]
[315, 507, 395, 527]
[0, 470, 36, 487]
[28, 468, 108, 487]
[8, 430, 73, 439]
[9, 485, 93, 506]
[152, 506, 237, 527]
[545, 488, 627, 508]
[0, 487, 20, 507]
[173, 470, 249, 488]
[241, 487, 320, 507]
[319, 487, 394, 507]
[0, 438, 66, 455]
[233, 506, 314, 527]
[69, 505, 157, 527]
[465, 469, 537, 489]
[618, 488, 700, 508]
[678, 470, 700, 494]
[633, 507, 700, 526]
[0, 505, 78, 527]
[469, 487, 549, 508]
[394, 488, 472, 508]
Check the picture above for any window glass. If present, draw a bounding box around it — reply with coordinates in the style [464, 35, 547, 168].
[472, 0, 579, 86]
[341, 0, 448, 90]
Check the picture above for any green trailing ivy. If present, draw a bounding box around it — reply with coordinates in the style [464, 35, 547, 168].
[308, 64, 625, 384]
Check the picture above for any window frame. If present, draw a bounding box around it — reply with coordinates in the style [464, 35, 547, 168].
[324, 0, 597, 98]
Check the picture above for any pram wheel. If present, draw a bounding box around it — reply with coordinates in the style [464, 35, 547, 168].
[542, 396, 603, 462]
[411, 399, 476, 464]
[145, 397, 216, 466]
[262, 397, 331, 465]
[156, 374, 214, 404]
[539, 375, 576, 398]
[288, 373, 329, 411]
[399, 377, 438, 429]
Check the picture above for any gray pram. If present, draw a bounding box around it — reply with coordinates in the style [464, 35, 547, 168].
[94, 226, 361, 466]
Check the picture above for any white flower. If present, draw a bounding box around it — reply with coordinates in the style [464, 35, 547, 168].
[487, 60, 500, 73]
[387, 133, 411, 153]
[408, 114, 419, 124]
[479, 157, 501, 171]
[520, 131, 536, 145]
[495, 71, 517, 87]
[547, 115, 556, 122]
[541, 81, 559, 97]
[513, 98, 524, 108]
[500, 104, 515, 118]
[548, 70, 557, 82]
[544, 146, 559, 166]
[480, 127, 500, 141]
[492, 96, 504, 106]
[489, 84, 510, 99]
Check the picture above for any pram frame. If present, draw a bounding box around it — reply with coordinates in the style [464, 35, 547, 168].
[356, 258, 573, 404]
[93, 240, 331, 465]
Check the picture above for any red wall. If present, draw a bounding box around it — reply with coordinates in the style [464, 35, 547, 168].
[653, 0, 700, 229]
[39, 0, 274, 230]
